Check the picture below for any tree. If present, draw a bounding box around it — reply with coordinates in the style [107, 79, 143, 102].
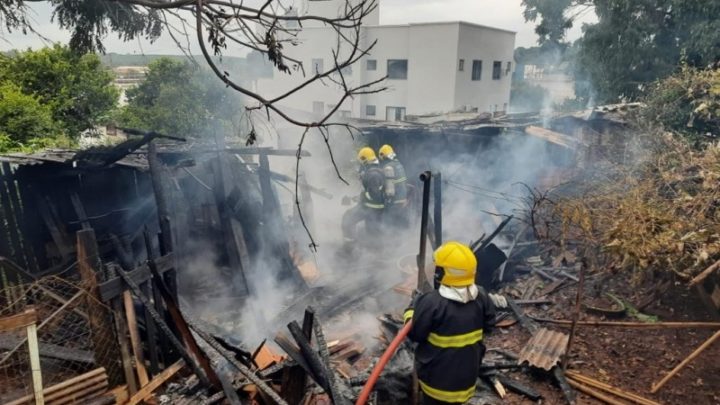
[0, 82, 68, 152]
[1, 45, 119, 136]
[0, 0, 384, 131]
[523, 0, 720, 104]
[521, 0, 579, 52]
[118, 57, 244, 138]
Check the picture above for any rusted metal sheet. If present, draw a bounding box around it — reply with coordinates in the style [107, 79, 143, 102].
[517, 327, 569, 370]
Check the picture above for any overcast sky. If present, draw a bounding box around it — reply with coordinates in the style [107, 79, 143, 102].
[0, 0, 596, 54]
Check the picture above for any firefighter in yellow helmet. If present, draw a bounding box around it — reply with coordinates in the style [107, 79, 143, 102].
[378, 144, 409, 227]
[404, 241, 496, 404]
[340, 147, 386, 250]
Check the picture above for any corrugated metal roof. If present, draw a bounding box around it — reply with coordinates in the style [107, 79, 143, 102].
[0, 149, 148, 170]
[517, 327, 569, 370]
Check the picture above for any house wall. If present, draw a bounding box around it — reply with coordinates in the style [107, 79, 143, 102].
[453, 23, 515, 113]
[254, 19, 515, 120]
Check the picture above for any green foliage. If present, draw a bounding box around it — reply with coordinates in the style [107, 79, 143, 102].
[1, 45, 119, 136]
[521, 0, 576, 50]
[643, 66, 720, 139]
[117, 58, 244, 138]
[510, 80, 549, 113]
[522, 0, 720, 104]
[0, 82, 70, 152]
[577, 0, 720, 103]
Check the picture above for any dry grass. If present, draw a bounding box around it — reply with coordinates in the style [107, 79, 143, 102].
[530, 133, 720, 284]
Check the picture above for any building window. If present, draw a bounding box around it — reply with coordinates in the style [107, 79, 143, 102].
[458, 59, 465, 71]
[312, 58, 324, 74]
[492, 61, 502, 80]
[339, 110, 351, 118]
[386, 106, 406, 121]
[505, 62, 512, 76]
[387, 59, 408, 80]
[366, 105, 376, 116]
[472, 60, 482, 81]
[312, 101, 324, 115]
[367, 59, 377, 71]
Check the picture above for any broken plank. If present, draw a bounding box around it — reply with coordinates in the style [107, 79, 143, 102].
[5, 368, 107, 405]
[651, 329, 720, 393]
[0, 308, 36, 332]
[0, 335, 94, 363]
[127, 360, 185, 405]
[530, 317, 720, 329]
[124, 291, 150, 387]
[566, 379, 626, 405]
[566, 371, 659, 405]
[98, 253, 175, 301]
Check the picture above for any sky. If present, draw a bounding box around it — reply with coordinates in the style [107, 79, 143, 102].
[0, 0, 597, 54]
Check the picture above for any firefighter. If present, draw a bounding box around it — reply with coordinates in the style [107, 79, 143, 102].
[404, 241, 496, 404]
[378, 144, 409, 228]
[340, 147, 386, 251]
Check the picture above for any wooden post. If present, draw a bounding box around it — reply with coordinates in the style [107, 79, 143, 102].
[105, 265, 138, 395]
[76, 229, 123, 386]
[148, 142, 178, 302]
[124, 291, 150, 388]
[210, 142, 250, 295]
[27, 320, 44, 405]
[281, 309, 314, 403]
[143, 230, 170, 368]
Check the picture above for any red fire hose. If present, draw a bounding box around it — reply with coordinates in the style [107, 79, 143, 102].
[355, 321, 413, 405]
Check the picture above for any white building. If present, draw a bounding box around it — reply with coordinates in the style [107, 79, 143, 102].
[255, 0, 516, 121]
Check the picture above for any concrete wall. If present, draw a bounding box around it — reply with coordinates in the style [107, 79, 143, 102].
[254, 19, 515, 120]
[453, 23, 515, 113]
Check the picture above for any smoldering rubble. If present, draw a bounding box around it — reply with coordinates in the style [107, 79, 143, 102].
[0, 105, 718, 405]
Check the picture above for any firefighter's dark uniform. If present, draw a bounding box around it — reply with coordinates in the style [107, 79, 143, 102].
[404, 289, 496, 404]
[341, 163, 385, 243]
[382, 158, 409, 227]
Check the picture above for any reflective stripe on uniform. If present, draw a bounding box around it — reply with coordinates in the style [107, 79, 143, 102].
[427, 329, 483, 348]
[419, 380, 476, 403]
[391, 176, 407, 184]
[363, 192, 384, 209]
[392, 199, 408, 205]
[403, 309, 414, 323]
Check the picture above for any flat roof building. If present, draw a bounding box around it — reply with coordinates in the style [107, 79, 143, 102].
[255, 0, 516, 121]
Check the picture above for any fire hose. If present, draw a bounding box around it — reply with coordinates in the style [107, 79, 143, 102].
[354, 321, 413, 405]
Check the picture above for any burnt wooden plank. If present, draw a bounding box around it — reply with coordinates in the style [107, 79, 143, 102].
[0, 166, 28, 269]
[2, 163, 37, 272]
[98, 253, 175, 301]
[77, 229, 124, 385]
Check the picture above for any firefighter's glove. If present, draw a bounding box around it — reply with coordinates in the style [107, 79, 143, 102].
[488, 293, 508, 309]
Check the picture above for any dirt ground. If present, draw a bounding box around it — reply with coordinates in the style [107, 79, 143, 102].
[484, 269, 720, 405]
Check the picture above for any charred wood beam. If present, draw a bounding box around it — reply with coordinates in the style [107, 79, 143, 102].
[418, 171, 432, 293]
[183, 314, 289, 405]
[116, 267, 213, 389]
[288, 321, 335, 396]
[495, 374, 542, 401]
[158, 147, 310, 157]
[310, 308, 349, 405]
[98, 253, 174, 301]
[70, 193, 91, 230]
[145, 251, 222, 390]
[282, 308, 314, 404]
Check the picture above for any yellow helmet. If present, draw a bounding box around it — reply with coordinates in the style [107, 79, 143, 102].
[357, 147, 377, 164]
[433, 241, 477, 287]
[378, 144, 395, 159]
